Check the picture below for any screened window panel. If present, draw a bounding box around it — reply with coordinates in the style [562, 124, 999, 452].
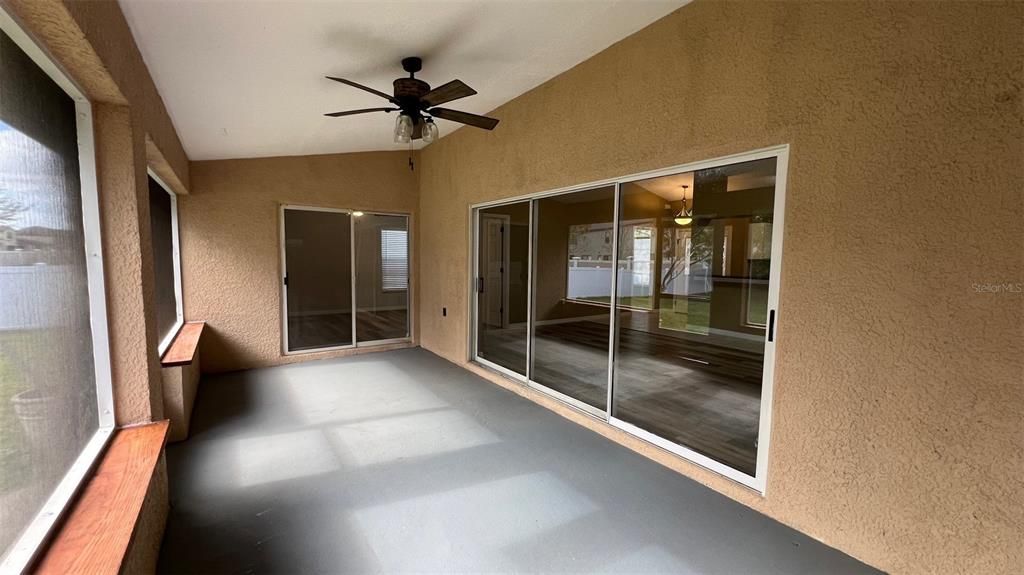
[0, 29, 102, 562]
[148, 177, 179, 347]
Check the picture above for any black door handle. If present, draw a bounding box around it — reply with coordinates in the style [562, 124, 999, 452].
[767, 309, 776, 342]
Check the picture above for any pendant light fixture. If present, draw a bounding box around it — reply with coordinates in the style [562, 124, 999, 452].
[421, 118, 439, 144]
[393, 113, 413, 143]
[674, 185, 693, 226]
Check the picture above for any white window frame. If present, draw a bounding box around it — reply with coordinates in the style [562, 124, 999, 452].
[148, 169, 184, 356]
[468, 144, 789, 495]
[0, 8, 115, 572]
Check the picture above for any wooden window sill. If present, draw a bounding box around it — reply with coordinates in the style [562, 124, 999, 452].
[160, 321, 204, 367]
[33, 420, 169, 575]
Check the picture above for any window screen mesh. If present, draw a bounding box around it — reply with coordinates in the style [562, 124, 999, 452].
[0, 29, 101, 561]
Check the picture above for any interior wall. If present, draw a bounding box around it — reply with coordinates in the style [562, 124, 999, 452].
[180, 151, 418, 373]
[417, 2, 1024, 574]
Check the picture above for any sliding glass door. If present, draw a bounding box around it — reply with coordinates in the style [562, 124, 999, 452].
[355, 213, 410, 343]
[475, 201, 530, 376]
[470, 147, 786, 491]
[530, 186, 615, 412]
[281, 207, 411, 353]
[612, 157, 778, 478]
[283, 208, 353, 351]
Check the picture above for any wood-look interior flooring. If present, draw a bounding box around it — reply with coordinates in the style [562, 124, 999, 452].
[288, 309, 408, 351]
[479, 321, 760, 475]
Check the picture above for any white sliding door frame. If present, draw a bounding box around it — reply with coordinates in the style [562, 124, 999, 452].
[468, 144, 790, 494]
[469, 205, 529, 383]
[279, 205, 412, 355]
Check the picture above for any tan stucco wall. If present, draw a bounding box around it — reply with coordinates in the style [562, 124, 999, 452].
[121, 456, 169, 574]
[162, 356, 200, 443]
[417, 2, 1024, 574]
[181, 152, 419, 373]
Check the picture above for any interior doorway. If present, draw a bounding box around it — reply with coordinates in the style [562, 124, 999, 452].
[480, 213, 510, 329]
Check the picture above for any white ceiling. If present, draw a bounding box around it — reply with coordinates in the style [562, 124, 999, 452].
[118, 0, 688, 161]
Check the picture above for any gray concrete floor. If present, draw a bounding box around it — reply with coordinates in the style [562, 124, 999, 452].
[158, 348, 880, 574]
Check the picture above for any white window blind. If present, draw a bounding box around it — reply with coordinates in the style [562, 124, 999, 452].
[380, 228, 408, 291]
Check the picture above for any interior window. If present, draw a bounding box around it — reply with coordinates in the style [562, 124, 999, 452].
[380, 228, 408, 291]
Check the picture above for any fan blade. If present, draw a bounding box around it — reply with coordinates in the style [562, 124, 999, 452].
[421, 79, 477, 107]
[429, 107, 499, 130]
[324, 107, 397, 117]
[325, 76, 396, 102]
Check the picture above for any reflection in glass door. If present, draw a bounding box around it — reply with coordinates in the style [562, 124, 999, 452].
[475, 201, 530, 376]
[530, 186, 615, 412]
[282, 208, 353, 351]
[612, 157, 779, 477]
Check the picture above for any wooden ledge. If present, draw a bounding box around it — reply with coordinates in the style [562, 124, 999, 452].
[160, 321, 205, 367]
[34, 420, 169, 575]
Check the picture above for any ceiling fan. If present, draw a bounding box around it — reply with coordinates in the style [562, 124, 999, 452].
[324, 57, 499, 144]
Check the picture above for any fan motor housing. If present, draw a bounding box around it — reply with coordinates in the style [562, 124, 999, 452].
[393, 77, 430, 115]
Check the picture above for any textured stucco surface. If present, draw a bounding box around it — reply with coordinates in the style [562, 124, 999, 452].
[180, 152, 419, 373]
[122, 455, 169, 574]
[162, 355, 200, 443]
[94, 103, 165, 426]
[417, 2, 1024, 574]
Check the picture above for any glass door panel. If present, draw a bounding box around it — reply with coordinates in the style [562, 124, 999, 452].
[475, 202, 530, 375]
[283, 208, 353, 351]
[612, 157, 778, 476]
[531, 186, 615, 411]
[354, 213, 409, 342]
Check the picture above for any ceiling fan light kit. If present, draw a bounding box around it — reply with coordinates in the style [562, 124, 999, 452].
[394, 113, 414, 143]
[326, 56, 499, 148]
